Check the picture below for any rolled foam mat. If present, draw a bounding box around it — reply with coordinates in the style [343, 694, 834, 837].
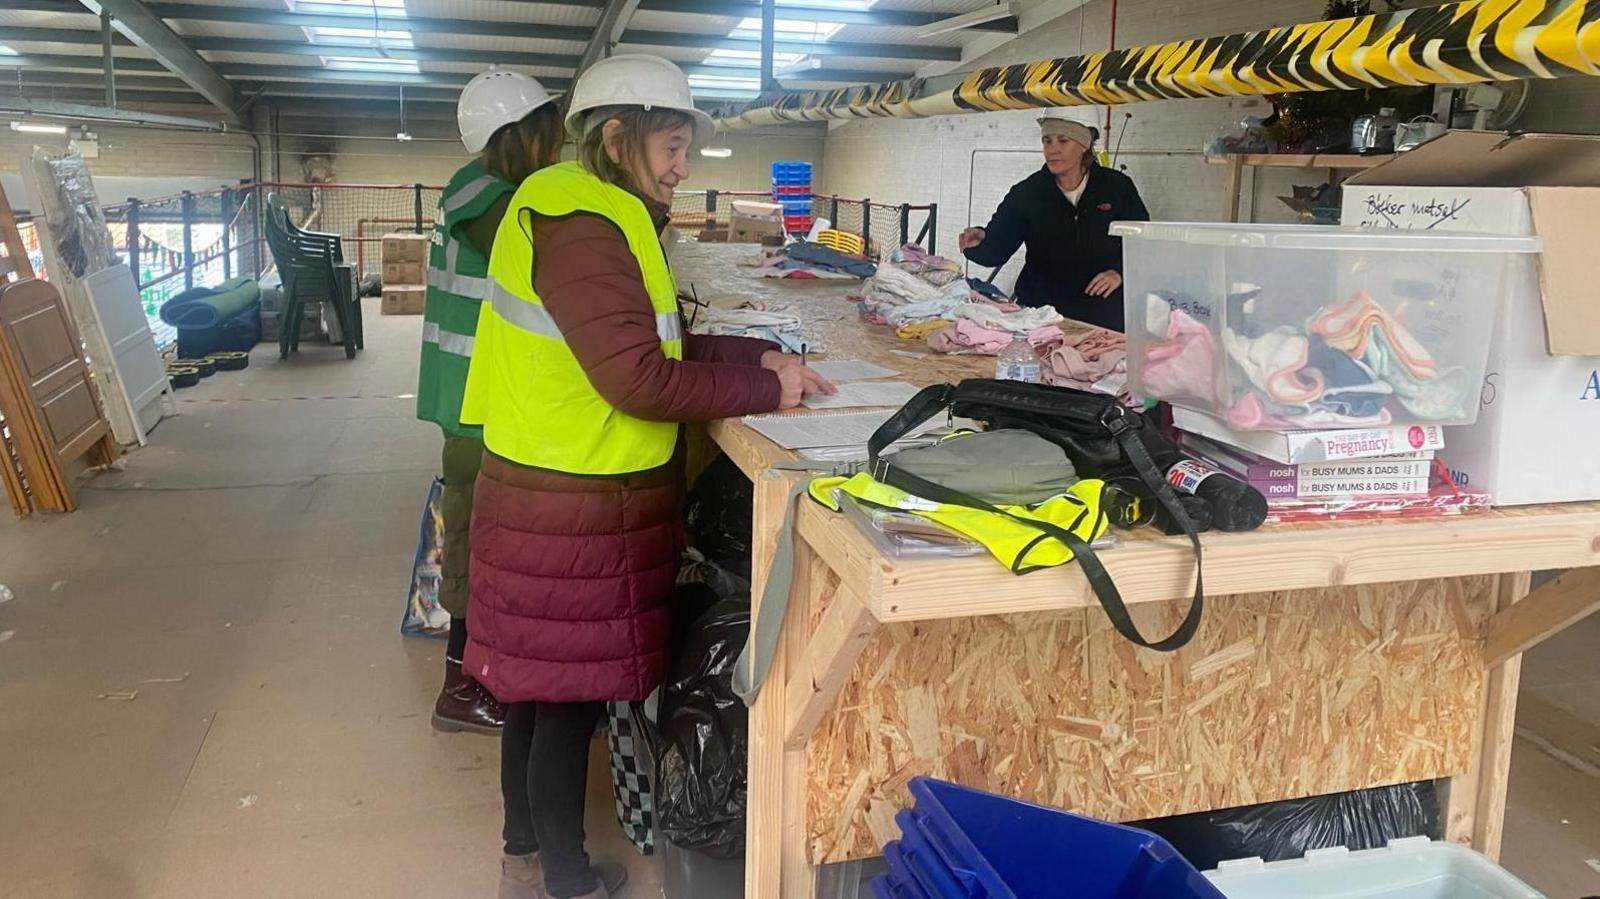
[159, 277, 261, 329]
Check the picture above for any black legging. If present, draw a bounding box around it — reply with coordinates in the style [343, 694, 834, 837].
[446, 616, 469, 662]
[502, 700, 606, 898]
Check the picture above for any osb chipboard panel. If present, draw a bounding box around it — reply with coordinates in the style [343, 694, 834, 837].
[806, 576, 1496, 863]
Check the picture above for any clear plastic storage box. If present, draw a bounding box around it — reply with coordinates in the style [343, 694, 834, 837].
[1111, 223, 1541, 430]
[1204, 837, 1544, 898]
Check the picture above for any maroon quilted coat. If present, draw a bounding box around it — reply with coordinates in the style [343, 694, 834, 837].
[464, 195, 781, 704]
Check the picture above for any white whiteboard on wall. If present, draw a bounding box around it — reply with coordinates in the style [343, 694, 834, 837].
[82, 265, 170, 444]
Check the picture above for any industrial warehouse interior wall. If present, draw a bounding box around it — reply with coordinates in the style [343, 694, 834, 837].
[1, 117, 825, 212]
[818, 0, 1597, 289]
[820, 0, 1325, 289]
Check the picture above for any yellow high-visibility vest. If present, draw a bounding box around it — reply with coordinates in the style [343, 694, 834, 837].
[461, 162, 684, 475]
[808, 473, 1109, 572]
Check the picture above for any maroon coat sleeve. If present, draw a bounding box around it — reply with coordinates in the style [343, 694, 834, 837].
[532, 215, 783, 422]
[685, 333, 778, 366]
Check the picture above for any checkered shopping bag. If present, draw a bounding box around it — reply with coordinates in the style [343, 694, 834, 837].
[607, 701, 654, 855]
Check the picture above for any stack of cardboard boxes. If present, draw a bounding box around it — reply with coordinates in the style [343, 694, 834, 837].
[380, 232, 429, 315]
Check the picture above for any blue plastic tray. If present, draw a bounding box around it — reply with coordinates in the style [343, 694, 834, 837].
[876, 778, 1228, 899]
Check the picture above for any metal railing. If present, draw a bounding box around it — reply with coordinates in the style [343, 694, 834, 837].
[671, 189, 938, 255]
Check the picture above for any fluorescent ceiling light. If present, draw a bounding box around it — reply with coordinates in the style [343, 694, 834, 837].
[322, 56, 421, 73]
[295, 0, 407, 11]
[731, 17, 845, 42]
[308, 26, 414, 47]
[700, 146, 733, 158]
[689, 73, 760, 91]
[395, 131, 413, 141]
[914, 1, 1018, 39]
[0, 44, 18, 57]
[774, 57, 823, 76]
[704, 48, 807, 68]
[10, 121, 69, 135]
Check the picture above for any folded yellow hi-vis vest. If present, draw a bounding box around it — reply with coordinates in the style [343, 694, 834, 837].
[808, 473, 1109, 573]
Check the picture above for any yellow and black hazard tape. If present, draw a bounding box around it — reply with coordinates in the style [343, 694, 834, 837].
[716, 0, 1600, 127]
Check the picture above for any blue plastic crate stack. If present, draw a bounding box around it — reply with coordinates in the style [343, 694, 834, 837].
[772, 161, 813, 235]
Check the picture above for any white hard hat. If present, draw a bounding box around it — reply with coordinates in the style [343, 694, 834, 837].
[563, 53, 715, 144]
[458, 68, 557, 154]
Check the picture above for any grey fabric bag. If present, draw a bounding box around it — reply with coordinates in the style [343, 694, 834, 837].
[881, 430, 1077, 505]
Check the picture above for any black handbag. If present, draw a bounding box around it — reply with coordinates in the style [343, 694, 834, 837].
[868, 379, 1204, 652]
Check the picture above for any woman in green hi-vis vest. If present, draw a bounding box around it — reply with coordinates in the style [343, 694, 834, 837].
[419, 69, 562, 738]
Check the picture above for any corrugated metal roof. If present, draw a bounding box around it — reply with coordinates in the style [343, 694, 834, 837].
[168, 20, 306, 41]
[0, 10, 91, 27]
[402, 0, 599, 27]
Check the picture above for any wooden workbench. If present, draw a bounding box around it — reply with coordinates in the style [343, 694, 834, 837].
[671, 242, 1600, 898]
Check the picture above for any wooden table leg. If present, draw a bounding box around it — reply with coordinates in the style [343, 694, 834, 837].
[746, 470, 808, 899]
[1222, 155, 1245, 223]
[1445, 571, 1532, 858]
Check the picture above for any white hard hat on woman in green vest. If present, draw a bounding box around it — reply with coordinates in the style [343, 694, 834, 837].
[419, 68, 563, 744]
[458, 67, 558, 154]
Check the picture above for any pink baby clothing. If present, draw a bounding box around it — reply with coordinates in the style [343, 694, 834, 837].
[1141, 308, 1216, 404]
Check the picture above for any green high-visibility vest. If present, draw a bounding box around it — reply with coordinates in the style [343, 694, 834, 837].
[416, 159, 514, 438]
[460, 162, 684, 475]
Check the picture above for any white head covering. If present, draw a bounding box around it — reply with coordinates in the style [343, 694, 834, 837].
[1037, 112, 1096, 149]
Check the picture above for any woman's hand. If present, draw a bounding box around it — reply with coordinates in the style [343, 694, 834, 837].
[958, 227, 987, 251]
[1085, 270, 1123, 298]
[775, 363, 837, 409]
[760, 350, 794, 372]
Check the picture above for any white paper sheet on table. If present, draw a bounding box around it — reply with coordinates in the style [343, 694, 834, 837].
[742, 408, 948, 450]
[801, 380, 920, 410]
[805, 359, 899, 381]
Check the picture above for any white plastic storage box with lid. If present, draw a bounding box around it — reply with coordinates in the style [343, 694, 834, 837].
[1340, 131, 1600, 506]
[1204, 837, 1544, 899]
[1110, 221, 1539, 430]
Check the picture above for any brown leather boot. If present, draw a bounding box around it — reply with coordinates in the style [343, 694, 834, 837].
[431, 658, 505, 735]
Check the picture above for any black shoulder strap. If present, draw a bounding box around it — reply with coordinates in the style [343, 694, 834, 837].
[867, 383, 954, 461]
[868, 388, 1204, 652]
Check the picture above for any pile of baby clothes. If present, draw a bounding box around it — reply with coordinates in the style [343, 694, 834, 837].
[853, 244, 971, 327]
[1040, 327, 1128, 396]
[926, 303, 1065, 354]
[1139, 290, 1470, 430]
[753, 240, 877, 280]
[694, 304, 813, 354]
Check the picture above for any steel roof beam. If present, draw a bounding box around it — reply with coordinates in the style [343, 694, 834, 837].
[574, 0, 643, 81]
[1, 26, 925, 78]
[72, 0, 241, 125]
[9, 0, 956, 61]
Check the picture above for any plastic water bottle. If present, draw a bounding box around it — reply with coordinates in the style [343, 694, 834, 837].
[995, 335, 1042, 383]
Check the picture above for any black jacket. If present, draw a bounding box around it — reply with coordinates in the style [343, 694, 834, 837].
[963, 164, 1149, 331]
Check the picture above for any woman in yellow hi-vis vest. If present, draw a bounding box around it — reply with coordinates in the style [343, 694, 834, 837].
[460, 55, 832, 899]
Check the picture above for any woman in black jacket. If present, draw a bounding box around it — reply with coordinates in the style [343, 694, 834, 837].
[960, 113, 1150, 331]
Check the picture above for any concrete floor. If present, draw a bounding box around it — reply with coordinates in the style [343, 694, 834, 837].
[0, 298, 1596, 898]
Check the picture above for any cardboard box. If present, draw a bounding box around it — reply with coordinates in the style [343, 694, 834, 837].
[381, 285, 426, 315]
[1342, 131, 1600, 505]
[381, 232, 428, 263]
[730, 216, 783, 244]
[383, 260, 426, 285]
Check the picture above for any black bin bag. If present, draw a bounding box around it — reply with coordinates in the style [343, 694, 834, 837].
[685, 454, 754, 578]
[655, 597, 751, 859]
[1134, 781, 1439, 871]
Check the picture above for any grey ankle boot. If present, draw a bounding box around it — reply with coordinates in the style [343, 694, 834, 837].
[552, 862, 628, 899]
[499, 852, 544, 899]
